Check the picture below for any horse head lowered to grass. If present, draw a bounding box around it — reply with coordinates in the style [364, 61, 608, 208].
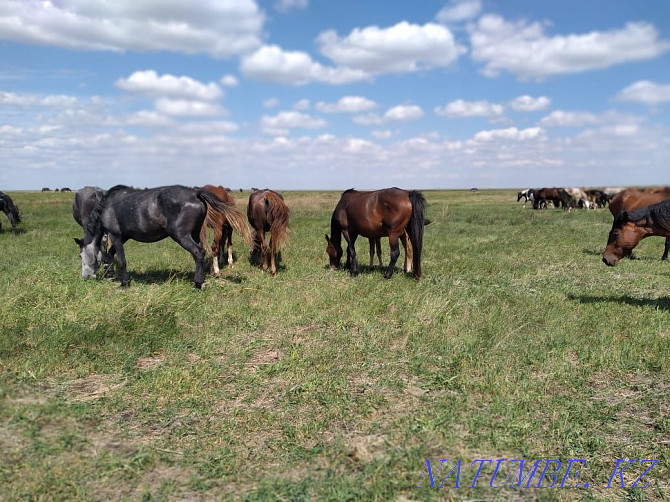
[602, 199, 670, 267]
[325, 187, 427, 279]
[0, 191, 21, 235]
[77, 185, 251, 288]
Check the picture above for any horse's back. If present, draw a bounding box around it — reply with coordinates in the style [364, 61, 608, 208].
[610, 187, 670, 216]
[334, 187, 412, 237]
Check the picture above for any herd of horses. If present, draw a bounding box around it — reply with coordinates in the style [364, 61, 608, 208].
[1, 185, 669, 287]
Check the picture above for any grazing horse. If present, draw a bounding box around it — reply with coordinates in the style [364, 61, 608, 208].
[0, 191, 21, 234]
[516, 189, 535, 208]
[533, 188, 563, 209]
[41, 187, 51, 192]
[78, 185, 251, 288]
[73, 187, 111, 274]
[201, 184, 238, 275]
[247, 189, 290, 276]
[602, 199, 670, 266]
[609, 187, 670, 261]
[61, 187, 72, 193]
[325, 188, 426, 279]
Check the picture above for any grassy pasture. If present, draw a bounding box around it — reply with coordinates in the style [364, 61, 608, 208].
[0, 189, 668, 501]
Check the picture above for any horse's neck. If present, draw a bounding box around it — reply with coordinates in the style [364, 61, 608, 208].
[330, 220, 342, 248]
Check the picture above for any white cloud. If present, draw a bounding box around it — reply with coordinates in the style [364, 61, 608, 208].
[539, 111, 599, 127]
[470, 15, 670, 79]
[0, 91, 79, 108]
[275, 0, 309, 12]
[293, 99, 310, 110]
[155, 98, 225, 117]
[384, 105, 425, 122]
[615, 80, 670, 106]
[316, 96, 377, 113]
[177, 121, 239, 134]
[473, 126, 545, 141]
[372, 130, 393, 139]
[263, 97, 280, 108]
[436, 0, 482, 24]
[260, 111, 327, 135]
[509, 95, 551, 112]
[125, 110, 175, 128]
[240, 44, 370, 85]
[434, 99, 504, 118]
[116, 70, 223, 101]
[220, 75, 239, 87]
[317, 21, 465, 74]
[0, 0, 264, 58]
[352, 113, 383, 126]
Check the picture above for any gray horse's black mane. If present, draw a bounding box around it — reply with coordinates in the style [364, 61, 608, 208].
[84, 185, 137, 243]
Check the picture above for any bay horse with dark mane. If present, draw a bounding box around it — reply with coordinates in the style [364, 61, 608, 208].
[608, 187, 670, 261]
[0, 191, 21, 234]
[78, 185, 251, 288]
[247, 189, 290, 276]
[201, 184, 238, 275]
[325, 188, 426, 279]
[603, 199, 670, 266]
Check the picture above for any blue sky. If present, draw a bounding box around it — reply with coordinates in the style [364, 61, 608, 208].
[1, 0, 669, 190]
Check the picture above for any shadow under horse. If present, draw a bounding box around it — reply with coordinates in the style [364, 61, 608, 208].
[325, 188, 427, 279]
[247, 189, 290, 276]
[77, 185, 251, 288]
[602, 199, 670, 267]
[0, 191, 21, 235]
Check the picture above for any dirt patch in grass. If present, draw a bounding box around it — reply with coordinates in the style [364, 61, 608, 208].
[134, 354, 165, 371]
[66, 374, 125, 402]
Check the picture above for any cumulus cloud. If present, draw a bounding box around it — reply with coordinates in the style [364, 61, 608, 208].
[434, 99, 504, 118]
[275, 0, 309, 12]
[240, 45, 370, 85]
[317, 21, 465, 74]
[155, 98, 225, 117]
[0, 0, 264, 58]
[509, 95, 551, 112]
[469, 15, 670, 80]
[316, 96, 377, 113]
[615, 80, 670, 106]
[436, 0, 482, 24]
[220, 75, 239, 87]
[539, 111, 599, 127]
[293, 99, 310, 110]
[384, 105, 425, 122]
[116, 70, 223, 101]
[371, 130, 393, 139]
[0, 91, 79, 108]
[473, 126, 545, 141]
[260, 111, 327, 135]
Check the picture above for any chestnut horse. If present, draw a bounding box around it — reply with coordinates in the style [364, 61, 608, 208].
[247, 189, 290, 276]
[609, 187, 670, 261]
[201, 184, 238, 274]
[325, 188, 426, 279]
[603, 199, 670, 266]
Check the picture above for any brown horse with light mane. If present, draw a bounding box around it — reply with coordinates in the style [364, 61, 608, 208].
[201, 185, 240, 275]
[609, 187, 670, 261]
[325, 188, 426, 279]
[603, 199, 670, 266]
[247, 189, 290, 276]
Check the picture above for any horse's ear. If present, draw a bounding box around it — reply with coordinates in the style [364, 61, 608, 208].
[74, 237, 83, 247]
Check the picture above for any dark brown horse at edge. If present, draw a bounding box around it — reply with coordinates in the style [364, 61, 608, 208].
[608, 187, 670, 261]
[247, 189, 290, 276]
[602, 199, 670, 267]
[201, 184, 239, 275]
[0, 191, 21, 234]
[326, 188, 426, 279]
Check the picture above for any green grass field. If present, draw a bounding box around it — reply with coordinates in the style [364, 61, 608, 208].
[1, 189, 668, 501]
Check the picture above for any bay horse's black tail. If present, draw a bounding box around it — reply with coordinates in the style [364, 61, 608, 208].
[0, 192, 21, 233]
[407, 191, 426, 278]
[265, 191, 290, 252]
[197, 189, 252, 250]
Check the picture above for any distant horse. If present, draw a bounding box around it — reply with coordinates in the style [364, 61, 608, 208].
[247, 189, 290, 276]
[559, 187, 590, 211]
[325, 188, 426, 279]
[602, 199, 670, 266]
[517, 189, 535, 208]
[201, 184, 238, 275]
[61, 187, 72, 193]
[41, 187, 51, 192]
[609, 187, 670, 261]
[78, 185, 251, 288]
[0, 191, 21, 234]
[533, 188, 563, 209]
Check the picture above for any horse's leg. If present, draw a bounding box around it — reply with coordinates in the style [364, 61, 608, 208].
[259, 230, 268, 271]
[662, 237, 669, 261]
[368, 239, 375, 268]
[109, 234, 130, 286]
[224, 225, 234, 266]
[269, 234, 277, 276]
[401, 231, 412, 273]
[384, 231, 402, 279]
[375, 238, 382, 268]
[175, 232, 206, 288]
[344, 231, 359, 276]
[211, 223, 222, 276]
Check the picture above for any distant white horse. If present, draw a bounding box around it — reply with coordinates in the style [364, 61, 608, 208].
[517, 189, 535, 208]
